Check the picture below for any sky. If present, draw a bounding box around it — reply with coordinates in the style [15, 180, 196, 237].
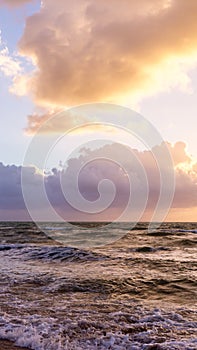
[0, 0, 197, 222]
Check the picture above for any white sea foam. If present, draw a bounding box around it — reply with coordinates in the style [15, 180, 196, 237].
[0, 308, 197, 350]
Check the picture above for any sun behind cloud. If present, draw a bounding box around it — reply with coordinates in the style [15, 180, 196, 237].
[8, 0, 197, 111]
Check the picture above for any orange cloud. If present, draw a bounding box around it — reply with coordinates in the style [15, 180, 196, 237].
[25, 110, 62, 134]
[25, 109, 90, 134]
[10, 0, 197, 107]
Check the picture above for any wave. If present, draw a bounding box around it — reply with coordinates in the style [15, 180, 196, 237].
[0, 308, 196, 350]
[129, 246, 171, 253]
[178, 229, 197, 234]
[147, 229, 197, 237]
[0, 244, 109, 262]
[42, 226, 73, 231]
[0, 244, 25, 252]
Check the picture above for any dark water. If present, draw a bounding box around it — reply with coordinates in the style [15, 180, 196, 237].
[0, 222, 196, 349]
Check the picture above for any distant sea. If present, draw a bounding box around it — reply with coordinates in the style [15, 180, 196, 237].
[0, 222, 196, 350]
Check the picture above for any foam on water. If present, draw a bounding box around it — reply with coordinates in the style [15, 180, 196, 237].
[0, 308, 197, 350]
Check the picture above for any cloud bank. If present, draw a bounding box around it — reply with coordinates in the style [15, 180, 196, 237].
[10, 0, 197, 109]
[0, 141, 196, 221]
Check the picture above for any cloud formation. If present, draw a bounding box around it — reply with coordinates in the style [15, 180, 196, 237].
[11, 0, 197, 108]
[0, 36, 22, 78]
[25, 109, 88, 134]
[0, 141, 196, 221]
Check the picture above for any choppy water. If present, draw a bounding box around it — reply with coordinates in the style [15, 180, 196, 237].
[0, 222, 196, 349]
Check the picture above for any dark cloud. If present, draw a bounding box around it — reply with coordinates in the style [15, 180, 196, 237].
[0, 163, 25, 210]
[0, 141, 196, 221]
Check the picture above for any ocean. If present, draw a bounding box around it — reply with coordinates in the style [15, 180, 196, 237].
[0, 222, 196, 350]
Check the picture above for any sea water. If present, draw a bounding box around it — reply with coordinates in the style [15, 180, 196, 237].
[0, 222, 196, 349]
